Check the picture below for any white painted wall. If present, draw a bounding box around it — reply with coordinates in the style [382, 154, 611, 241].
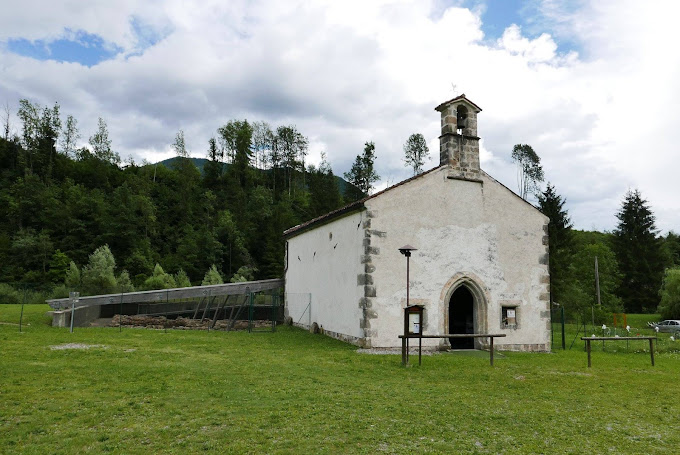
[285, 211, 366, 341]
[365, 167, 550, 349]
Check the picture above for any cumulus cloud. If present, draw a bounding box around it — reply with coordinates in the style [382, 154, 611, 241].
[0, 0, 678, 232]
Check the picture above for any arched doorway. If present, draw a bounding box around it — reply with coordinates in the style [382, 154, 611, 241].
[449, 285, 474, 349]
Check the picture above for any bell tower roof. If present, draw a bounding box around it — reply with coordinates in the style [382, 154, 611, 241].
[434, 94, 482, 114]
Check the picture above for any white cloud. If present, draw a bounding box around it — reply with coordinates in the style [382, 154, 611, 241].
[1, 0, 679, 232]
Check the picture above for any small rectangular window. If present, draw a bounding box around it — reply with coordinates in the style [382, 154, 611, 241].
[501, 306, 518, 329]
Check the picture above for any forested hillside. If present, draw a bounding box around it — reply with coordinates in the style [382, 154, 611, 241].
[0, 102, 350, 299]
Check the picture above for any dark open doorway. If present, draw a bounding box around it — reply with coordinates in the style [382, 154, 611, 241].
[449, 286, 474, 349]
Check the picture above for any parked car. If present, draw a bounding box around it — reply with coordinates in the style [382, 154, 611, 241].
[650, 320, 680, 335]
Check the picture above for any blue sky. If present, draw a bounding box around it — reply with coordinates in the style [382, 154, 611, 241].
[5, 17, 168, 66]
[7, 30, 121, 67]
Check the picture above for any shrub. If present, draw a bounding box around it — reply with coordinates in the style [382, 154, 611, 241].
[0, 283, 21, 304]
[230, 265, 257, 283]
[50, 284, 70, 299]
[142, 264, 177, 290]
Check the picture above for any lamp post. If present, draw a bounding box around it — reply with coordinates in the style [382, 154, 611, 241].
[399, 245, 417, 365]
[399, 245, 417, 307]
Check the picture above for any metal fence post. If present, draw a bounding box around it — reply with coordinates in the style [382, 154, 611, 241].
[69, 291, 79, 333]
[561, 306, 566, 350]
[19, 287, 26, 333]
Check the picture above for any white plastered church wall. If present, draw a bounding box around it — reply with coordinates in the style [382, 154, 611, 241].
[365, 168, 549, 350]
[285, 211, 366, 342]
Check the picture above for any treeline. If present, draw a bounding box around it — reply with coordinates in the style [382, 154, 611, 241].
[0, 100, 351, 299]
[540, 185, 680, 320]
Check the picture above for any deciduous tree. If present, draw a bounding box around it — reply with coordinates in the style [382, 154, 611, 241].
[344, 141, 379, 200]
[403, 133, 429, 175]
[81, 245, 118, 295]
[511, 144, 543, 200]
[89, 117, 120, 165]
[658, 267, 680, 320]
[60, 115, 80, 157]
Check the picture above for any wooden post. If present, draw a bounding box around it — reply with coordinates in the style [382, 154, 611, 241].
[401, 336, 407, 366]
[649, 338, 655, 366]
[406, 338, 409, 364]
[586, 339, 592, 368]
[418, 335, 422, 366]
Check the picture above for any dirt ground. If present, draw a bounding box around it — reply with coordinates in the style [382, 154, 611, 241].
[110, 314, 276, 330]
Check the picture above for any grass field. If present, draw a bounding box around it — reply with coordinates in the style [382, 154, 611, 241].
[2, 305, 680, 454]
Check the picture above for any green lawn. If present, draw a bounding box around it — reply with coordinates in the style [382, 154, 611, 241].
[2, 305, 680, 454]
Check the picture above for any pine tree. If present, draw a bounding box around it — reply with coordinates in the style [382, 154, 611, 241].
[538, 183, 573, 305]
[613, 189, 664, 313]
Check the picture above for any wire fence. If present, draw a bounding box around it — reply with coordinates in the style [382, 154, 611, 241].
[1, 283, 285, 334]
[285, 293, 313, 330]
[550, 305, 680, 353]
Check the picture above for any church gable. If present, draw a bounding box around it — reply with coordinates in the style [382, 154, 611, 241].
[284, 95, 551, 352]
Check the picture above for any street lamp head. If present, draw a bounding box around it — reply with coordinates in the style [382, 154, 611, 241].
[398, 244, 417, 257]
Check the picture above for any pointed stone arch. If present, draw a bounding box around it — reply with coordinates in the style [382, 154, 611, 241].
[439, 272, 490, 349]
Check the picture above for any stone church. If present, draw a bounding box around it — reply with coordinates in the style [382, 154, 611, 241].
[284, 95, 550, 351]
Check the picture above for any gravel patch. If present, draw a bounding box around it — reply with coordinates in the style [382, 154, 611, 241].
[50, 343, 108, 350]
[357, 347, 436, 355]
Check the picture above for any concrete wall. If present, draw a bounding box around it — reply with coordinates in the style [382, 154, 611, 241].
[285, 211, 366, 344]
[361, 167, 550, 350]
[51, 304, 101, 328]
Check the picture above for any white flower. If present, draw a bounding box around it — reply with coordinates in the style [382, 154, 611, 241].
[592, 334, 597, 338]
[602, 324, 607, 330]
[655, 326, 660, 333]
[670, 336, 675, 342]
[626, 325, 630, 332]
